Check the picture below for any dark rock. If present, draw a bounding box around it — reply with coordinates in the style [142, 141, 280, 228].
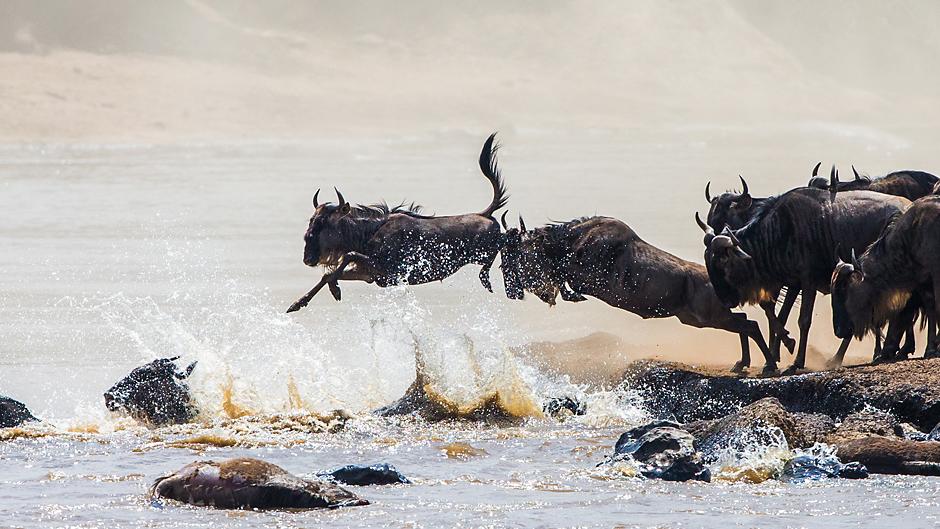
[834, 436, 940, 475]
[622, 359, 940, 430]
[928, 422, 940, 441]
[839, 462, 870, 479]
[0, 396, 38, 428]
[608, 425, 710, 482]
[319, 464, 410, 486]
[104, 357, 197, 426]
[780, 454, 841, 482]
[151, 457, 368, 510]
[614, 420, 684, 453]
[686, 398, 835, 455]
[780, 453, 869, 482]
[543, 396, 586, 418]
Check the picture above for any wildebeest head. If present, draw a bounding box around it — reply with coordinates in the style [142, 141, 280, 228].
[303, 188, 353, 267]
[499, 212, 525, 300]
[104, 357, 197, 426]
[697, 214, 753, 308]
[510, 217, 563, 305]
[830, 253, 866, 339]
[704, 175, 755, 231]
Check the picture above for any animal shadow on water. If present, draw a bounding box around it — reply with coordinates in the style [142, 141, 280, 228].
[287, 133, 511, 312]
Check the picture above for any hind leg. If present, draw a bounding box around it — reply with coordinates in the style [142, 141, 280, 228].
[784, 287, 815, 374]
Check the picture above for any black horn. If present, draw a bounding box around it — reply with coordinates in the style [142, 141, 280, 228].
[500, 211, 509, 230]
[312, 188, 320, 207]
[334, 187, 346, 206]
[705, 181, 713, 203]
[812, 161, 821, 177]
[851, 248, 861, 269]
[696, 212, 716, 246]
[518, 215, 527, 233]
[852, 165, 861, 181]
[738, 175, 749, 196]
[829, 166, 839, 202]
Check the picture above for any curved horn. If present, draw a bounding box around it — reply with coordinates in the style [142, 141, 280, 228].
[728, 229, 743, 247]
[518, 215, 527, 233]
[695, 212, 711, 233]
[705, 181, 714, 203]
[738, 175, 749, 196]
[812, 161, 822, 177]
[829, 166, 839, 202]
[852, 165, 861, 181]
[312, 188, 320, 207]
[500, 211, 509, 230]
[334, 187, 346, 205]
[851, 248, 861, 269]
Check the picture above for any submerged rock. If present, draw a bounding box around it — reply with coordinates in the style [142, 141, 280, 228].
[543, 396, 586, 418]
[623, 359, 940, 430]
[104, 357, 197, 426]
[825, 410, 901, 443]
[0, 396, 38, 428]
[151, 457, 368, 510]
[779, 451, 868, 483]
[319, 464, 411, 486]
[607, 425, 710, 482]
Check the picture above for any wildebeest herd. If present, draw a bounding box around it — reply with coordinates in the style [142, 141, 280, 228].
[289, 133, 940, 375]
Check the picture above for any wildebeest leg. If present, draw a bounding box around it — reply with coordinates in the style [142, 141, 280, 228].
[478, 250, 498, 293]
[826, 336, 852, 369]
[785, 287, 815, 373]
[775, 288, 798, 354]
[926, 314, 938, 358]
[697, 312, 774, 373]
[286, 252, 379, 312]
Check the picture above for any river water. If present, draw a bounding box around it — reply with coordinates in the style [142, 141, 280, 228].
[2, 130, 940, 528]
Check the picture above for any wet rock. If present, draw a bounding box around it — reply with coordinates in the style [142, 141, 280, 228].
[825, 410, 901, 444]
[779, 453, 868, 482]
[319, 464, 410, 486]
[151, 457, 368, 510]
[685, 398, 835, 454]
[898, 422, 928, 441]
[834, 436, 940, 475]
[623, 359, 940, 430]
[608, 425, 710, 482]
[0, 396, 38, 428]
[104, 357, 197, 426]
[543, 396, 586, 418]
[928, 422, 940, 441]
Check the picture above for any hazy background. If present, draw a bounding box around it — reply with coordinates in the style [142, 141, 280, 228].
[3, 0, 940, 385]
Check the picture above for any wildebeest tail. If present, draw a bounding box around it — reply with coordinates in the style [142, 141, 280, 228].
[478, 132, 509, 217]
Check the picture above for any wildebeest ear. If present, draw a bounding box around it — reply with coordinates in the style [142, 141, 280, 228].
[735, 194, 752, 210]
[339, 202, 351, 215]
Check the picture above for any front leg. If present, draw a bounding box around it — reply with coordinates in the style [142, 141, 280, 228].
[287, 252, 379, 312]
[784, 287, 815, 374]
[478, 249, 498, 293]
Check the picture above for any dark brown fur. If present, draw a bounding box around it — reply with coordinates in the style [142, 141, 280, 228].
[511, 216, 775, 372]
[287, 134, 509, 311]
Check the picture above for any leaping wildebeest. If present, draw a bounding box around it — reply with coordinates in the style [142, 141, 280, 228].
[287, 133, 509, 312]
[699, 174, 910, 373]
[502, 216, 776, 372]
[830, 196, 940, 358]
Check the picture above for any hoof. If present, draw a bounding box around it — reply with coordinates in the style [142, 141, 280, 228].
[824, 359, 843, 370]
[730, 361, 749, 373]
[925, 350, 940, 359]
[761, 364, 779, 376]
[328, 282, 342, 301]
[781, 365, 804, 376]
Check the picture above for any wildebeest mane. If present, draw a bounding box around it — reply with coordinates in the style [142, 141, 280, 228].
[351, 201, 434, 219]
[888, 170, 938, 190]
